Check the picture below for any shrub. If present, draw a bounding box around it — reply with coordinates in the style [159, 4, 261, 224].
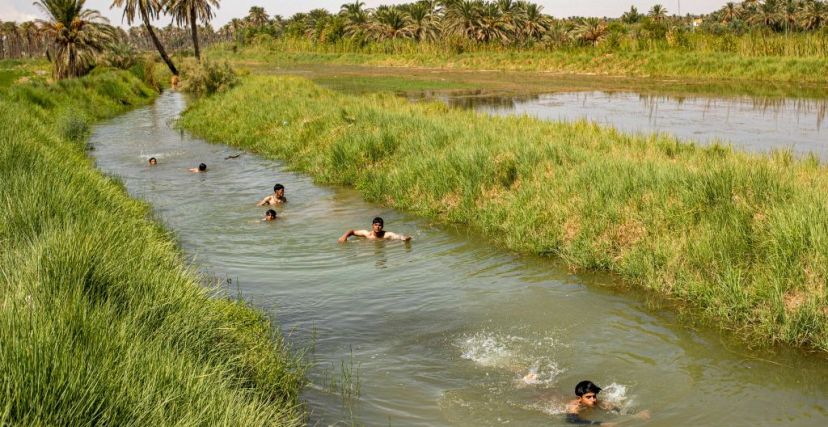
[57, 113, 90, 143]
[104, 42, 138, 70]
[180, 59, 239, 97]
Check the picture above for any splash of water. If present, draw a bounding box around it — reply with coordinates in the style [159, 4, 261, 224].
[457, 330, 565, 386]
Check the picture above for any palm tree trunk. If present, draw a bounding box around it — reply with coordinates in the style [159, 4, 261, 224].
[190, 5, 201, 61]
[141, 7, 178, 76]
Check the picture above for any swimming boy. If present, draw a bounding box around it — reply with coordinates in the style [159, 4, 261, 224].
[189, 163, 207, 173]
[262, 209, 277, 221]
[338, 217, 411, 242]
[257, 184, 287, 206]
[148, 157, 157, 165]
[566, 381, 649, 426]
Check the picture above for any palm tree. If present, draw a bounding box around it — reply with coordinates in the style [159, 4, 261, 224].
[246, 6, 269, 27]
[573, 17, 608, 46]
[111, 0, 178, 75]
[402, 1, 440, 42]
[495, 0, 525, 41]
[368, 6, 414, 41]
[340, 2, 370, 37]
[35, 0, 116, 79]
[749, 0, 782, 29]
[444, 0, 485, 41]
[477, 1, 511, 43]
[798, 0, 826, 30]
[19, 21, 38, 58]
[780, 0, 799, 33]
[720, 2, 740, 23]
[621, 6, 643, 24]
[648, 4, 669, 22]
[520, 2, 550, 43]
[166, 0, 219, 61]
[1, 22, 22, 58]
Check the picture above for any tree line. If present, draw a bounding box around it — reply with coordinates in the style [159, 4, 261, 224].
[3, 0, 827, 80]
[223, 0, 828, 48]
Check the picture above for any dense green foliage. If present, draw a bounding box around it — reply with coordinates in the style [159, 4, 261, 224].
[0, 71, 304, 424]
[181, 76, 828, 351]
[179, 57, 239, 95]
[229, 1, 828, 55]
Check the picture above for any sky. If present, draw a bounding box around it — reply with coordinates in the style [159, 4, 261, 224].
[2, 1, 731, 27]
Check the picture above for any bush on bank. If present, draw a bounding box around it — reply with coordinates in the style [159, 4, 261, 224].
[0, 71, 304, 425]
[180, 76, 828, 352]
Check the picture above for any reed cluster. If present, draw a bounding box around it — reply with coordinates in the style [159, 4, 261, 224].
[0, 71, 304, 424]
[180, 76, 828, 352]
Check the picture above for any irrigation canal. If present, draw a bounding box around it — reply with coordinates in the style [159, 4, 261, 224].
[89, 91, 828, 426]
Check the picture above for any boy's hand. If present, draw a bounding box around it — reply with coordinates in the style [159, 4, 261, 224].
[634, 410, 651, 420]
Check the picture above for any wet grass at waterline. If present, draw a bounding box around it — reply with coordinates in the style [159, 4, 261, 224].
[180, 76, 828, 352]
[0, 72, 304, 424]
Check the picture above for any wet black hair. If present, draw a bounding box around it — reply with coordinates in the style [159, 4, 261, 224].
[198, 163, 207, 171]
[265, 209, 277, 218]
[372, 217, 384, 226]
[274, 183, 284, 192]
[148, 157, 157, 164]
[575, 380, 602, 397]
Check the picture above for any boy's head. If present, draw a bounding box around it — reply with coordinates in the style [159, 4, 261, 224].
[198, 163, 207, 171]
[264, 209, 277, 221]
[274, 183, 285, 196]
[148, 157, 157, 165]
[575, 380, 602, 408]
[372, 217, 384, 232]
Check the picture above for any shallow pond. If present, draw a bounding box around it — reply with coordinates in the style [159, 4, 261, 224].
[90, 92, 828, 426]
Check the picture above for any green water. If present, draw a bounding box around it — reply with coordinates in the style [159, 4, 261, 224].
[89, 92, 828, 426]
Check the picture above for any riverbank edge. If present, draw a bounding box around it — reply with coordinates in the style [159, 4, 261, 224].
[0, 71, 304, 424]
[179, 75, 828, 353]
[213, 43, 828, 85]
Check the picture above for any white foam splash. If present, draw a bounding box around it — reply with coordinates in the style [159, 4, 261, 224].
[459, 332, 515, 368]
[458, 331, 565, 386]
[601, 382, 636, 413]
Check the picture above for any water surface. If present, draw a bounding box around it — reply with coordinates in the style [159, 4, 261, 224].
[90, 92, 828, 426]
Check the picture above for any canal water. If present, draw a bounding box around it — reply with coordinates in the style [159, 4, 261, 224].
[89, 92, 828, 426]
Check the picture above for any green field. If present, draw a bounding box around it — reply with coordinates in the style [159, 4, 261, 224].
[0, 71, 304, 424]
[180, 75, 828, 352]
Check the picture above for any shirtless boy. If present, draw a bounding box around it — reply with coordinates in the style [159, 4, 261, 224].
[258, 184, 287, 206]
[566, 380, 649, 426]
[338, 217, 411, 242]
[262, 209, 277, 221]
[189, 163, 207, 173]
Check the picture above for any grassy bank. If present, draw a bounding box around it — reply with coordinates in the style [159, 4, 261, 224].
[180, 75, 828, 352]
[213, 38, 828, 84]
[0, 71, 304, 424]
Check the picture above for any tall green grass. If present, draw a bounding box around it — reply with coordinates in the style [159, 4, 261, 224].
[0, 72, 304, 424]
[212, 37, 828, 84]
[180, 76, 828, 352]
